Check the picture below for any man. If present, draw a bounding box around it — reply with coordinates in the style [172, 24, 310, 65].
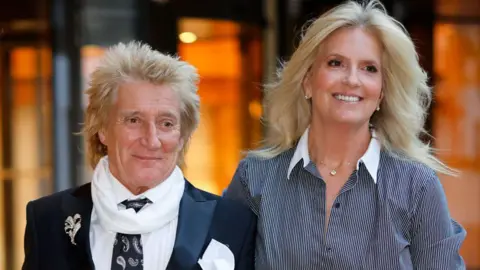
[22, 41, 256, 270]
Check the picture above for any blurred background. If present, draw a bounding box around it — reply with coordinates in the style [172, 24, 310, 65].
[0, 0, 478, 269]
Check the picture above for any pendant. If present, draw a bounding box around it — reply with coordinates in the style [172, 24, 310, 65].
[330, 170, 337, 176]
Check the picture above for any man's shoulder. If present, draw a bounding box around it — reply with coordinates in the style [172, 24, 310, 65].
[28, 183, 91, 214]
[206, 189, 256, 255]
[186, 181, 254, 217]
[193, 187, 221, 201]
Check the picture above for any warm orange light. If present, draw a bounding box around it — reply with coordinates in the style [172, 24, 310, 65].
[249, 100, 263, 120]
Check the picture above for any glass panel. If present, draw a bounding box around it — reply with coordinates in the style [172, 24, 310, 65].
[0, 45, 52, 270]
[0, 49, 5, 270]
[433, 23, 480, 267]
[80, 45, 107, 183]
[178, 18, 263, 194]
[436, 0, 480, 17]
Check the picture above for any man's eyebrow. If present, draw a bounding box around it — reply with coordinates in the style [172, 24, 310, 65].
[118, 111, 140, 117]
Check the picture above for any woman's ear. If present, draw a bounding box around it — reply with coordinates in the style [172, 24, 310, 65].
[98, 130, 107, 145]
[378, 90, 385, 108]
[303, 72, 312, 98]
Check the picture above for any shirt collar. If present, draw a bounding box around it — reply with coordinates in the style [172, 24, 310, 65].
[109, 166, 184, 205]
[287, 127, 381, 183]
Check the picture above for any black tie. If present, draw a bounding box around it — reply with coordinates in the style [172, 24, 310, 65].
[111, 198, 152, 270]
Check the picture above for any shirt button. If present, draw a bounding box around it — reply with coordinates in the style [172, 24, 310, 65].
[334, 202, 340, 208]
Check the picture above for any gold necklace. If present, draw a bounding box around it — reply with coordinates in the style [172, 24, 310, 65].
[318, 161, 352, 176]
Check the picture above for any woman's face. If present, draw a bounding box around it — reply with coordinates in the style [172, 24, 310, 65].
[303, 27, 383, 129]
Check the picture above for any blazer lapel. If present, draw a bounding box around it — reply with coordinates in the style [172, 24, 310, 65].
[61, 183, 95, 270]
[167, 180, 217, 270]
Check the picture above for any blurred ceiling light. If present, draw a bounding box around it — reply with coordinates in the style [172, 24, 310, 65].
[179, 32, 197, 43]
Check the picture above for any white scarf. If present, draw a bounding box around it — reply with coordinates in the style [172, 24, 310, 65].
[91, 156, 185, 234]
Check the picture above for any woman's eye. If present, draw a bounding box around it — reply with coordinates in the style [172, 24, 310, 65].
[328, 59, 342, 67]
[364, 65, 378, 73]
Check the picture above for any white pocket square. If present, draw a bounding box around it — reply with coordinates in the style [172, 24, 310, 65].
[198, 239, 235, 270]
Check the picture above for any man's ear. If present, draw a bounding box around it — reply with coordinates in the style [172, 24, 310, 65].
[178, 136, 186, 151]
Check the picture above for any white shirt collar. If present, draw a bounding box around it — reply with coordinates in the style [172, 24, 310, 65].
[287, 127, 381, 183]
[109, 166, 183, 206]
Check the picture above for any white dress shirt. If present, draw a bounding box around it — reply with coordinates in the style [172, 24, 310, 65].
[90, 171, 183, 270]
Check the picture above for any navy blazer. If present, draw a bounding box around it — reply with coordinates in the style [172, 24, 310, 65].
[22, 180, 256, 270]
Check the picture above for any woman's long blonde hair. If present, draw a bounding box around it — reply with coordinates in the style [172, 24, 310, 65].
[253, 0, 456, 175]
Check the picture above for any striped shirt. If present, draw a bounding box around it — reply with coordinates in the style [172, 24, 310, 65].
[224, 130, 466, 270]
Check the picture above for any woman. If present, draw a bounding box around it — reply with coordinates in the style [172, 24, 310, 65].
[224, 1, 466, 269]
[22, 41, 255, 270]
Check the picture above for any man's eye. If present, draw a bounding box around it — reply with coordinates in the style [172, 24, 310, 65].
[163, 121, 174, 127]
[126, 117, 140, 124]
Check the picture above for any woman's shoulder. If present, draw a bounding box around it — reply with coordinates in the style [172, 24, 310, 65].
[240, 147, 295, 173]
[380, 150, 440, 188]
[234, 148, 295, 186]
[379, 151, 450, 223]
[225, 149, 295, 213]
